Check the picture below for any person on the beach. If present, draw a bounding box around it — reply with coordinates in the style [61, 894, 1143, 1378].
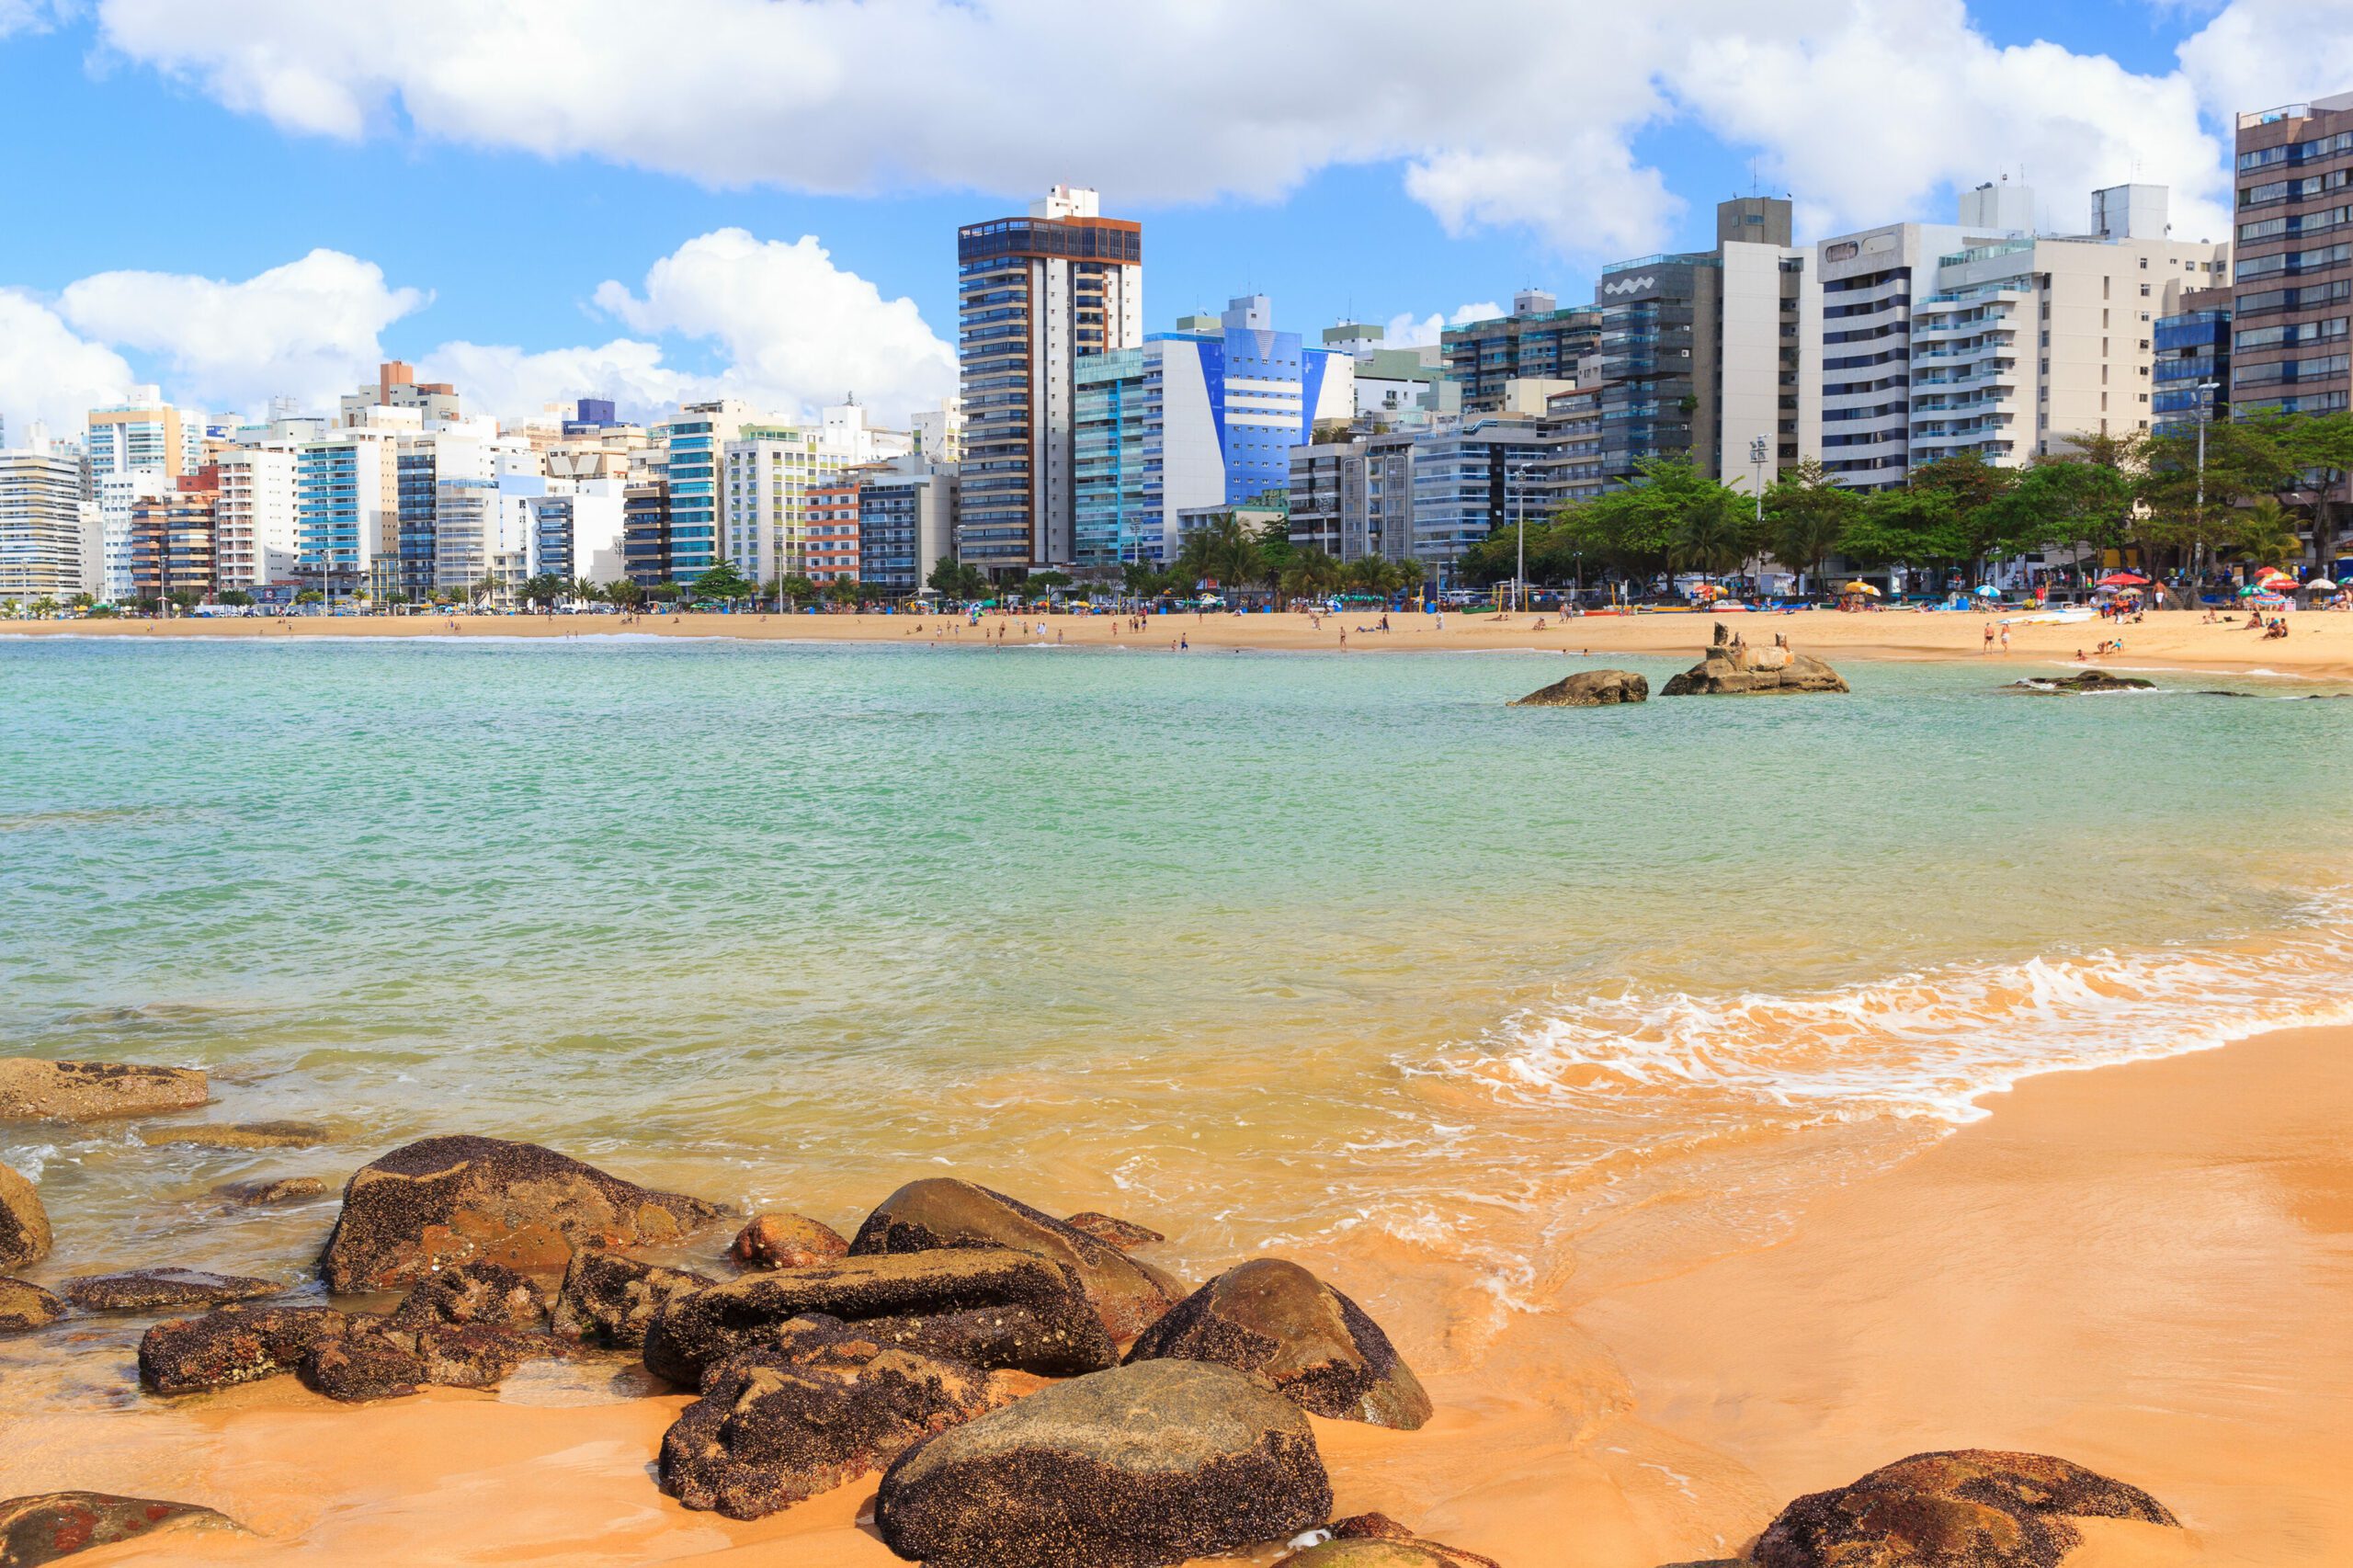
[1983, 621, 1995, 653]
[1999, 625, 2010, 655]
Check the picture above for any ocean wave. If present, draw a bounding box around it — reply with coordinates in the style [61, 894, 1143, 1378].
[1423, 894, 2353, 1129]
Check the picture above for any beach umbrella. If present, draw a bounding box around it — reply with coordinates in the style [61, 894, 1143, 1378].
[1843, 581, 1881, 597]
[2305, 578, 2337, 591]
[1973, 585, 1999, 597]
[2097, 572, 2149, 587]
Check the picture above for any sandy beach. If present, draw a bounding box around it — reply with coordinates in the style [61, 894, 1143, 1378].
[10, 605, 2353, 679]
[6, 1025, 2345, 1567]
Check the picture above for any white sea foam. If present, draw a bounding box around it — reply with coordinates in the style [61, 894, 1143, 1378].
[1427, 895, 2353, 1131]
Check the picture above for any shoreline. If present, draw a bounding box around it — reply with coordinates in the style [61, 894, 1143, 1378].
[6, 607, 2353, 679]
[6, 1022, 2347, 1566]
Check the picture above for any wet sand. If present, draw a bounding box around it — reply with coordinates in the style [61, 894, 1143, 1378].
[13, 1026, 2347, 1567]
[10, 607, 2353, 679]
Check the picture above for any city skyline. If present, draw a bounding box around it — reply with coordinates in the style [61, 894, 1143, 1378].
[2, 0, 2343, 437]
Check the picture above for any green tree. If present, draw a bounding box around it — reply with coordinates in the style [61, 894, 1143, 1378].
[1279, 547, 1344, 600]
[691, 562, 756, 607]
[2228, 497, 2305, 572]
[518, 574, 566, 612]
[2276, 411, 2353, 566]
[777, 573, 820, 608]
[1762, 459, 1862, 592]
[29, 596, 58, 619]
[472, 573, 500, 608]
[68, 592, 97, 614]
[1176, 514, 1263, 601]
[823, 575, 863, 607]
[605, 578, 644, 609]
[167, 587, 203, 611]
[571, 578, 603, 607]
[1029, 569, 1074, 595]
[294, 588, 324, 606]
[216, 589, 253, 608]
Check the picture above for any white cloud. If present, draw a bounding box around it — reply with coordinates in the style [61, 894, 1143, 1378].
[55, 249, 428, 415]
[6, 230, 952, 430]
[2178, 0, 2353, 134]
[0, 291, 134, 438]
[588, 229, 954, 419]
[1381, 301, 1506, 350]
[0, 0, 72, 40]
[85, 0, 2286, 259]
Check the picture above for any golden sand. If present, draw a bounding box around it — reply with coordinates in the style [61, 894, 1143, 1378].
[10, 1027, 2347, 1566]
[11, 606, 2353, 679]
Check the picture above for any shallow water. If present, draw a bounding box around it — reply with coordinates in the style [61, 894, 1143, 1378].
[3, 638, 2348, 1374]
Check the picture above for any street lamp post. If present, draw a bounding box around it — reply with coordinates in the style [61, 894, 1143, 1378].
[1749, 437, 1768, 597]
[2194, 379, 2220, 590]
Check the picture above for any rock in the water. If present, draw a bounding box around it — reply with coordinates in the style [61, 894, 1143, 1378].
[63, 1268, 280, 1312]
[643, 1248, 1115, 1385]
[2003, 671, 2154, 694]
[388, 1260, 548, 1330]
[659, 1342, 1007, 1519]
[0, 1492, 235, 1564]
[139, 1305, 349, 1395]
[1063, 1211, 1165, 1250]
[318, 1134, 729, 1292]
[0, 1059, 209, 1122]
[1509, 668, 1650, 707]
[728, 1211, 849, 1270]
[552, 1247, 716, 1349]
[139, 1119, 328, 1150]
[1126, 1258, 1431, 1430]
[0, 1277, 63, 1335]
[297, 1315, 552, 1403]
[849, 1178, 1183, 1344]
[0, 1162, 51, 1269]
[1753, 1449, 2179, 1568]
[1660, 642, 1847, 697]
[876, 1359, 1331, 1568]
[1276, 1514, 1501, 1568]
[212, 1176, 327, 1207]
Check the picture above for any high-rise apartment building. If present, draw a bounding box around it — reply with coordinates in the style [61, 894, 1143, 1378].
[1594, 199, 1822, 491]
[2152, 289, 2233, 438]
[96, 469, 174, 601]
[957, 186, 1142, 574]
[622, 481, 674, 587]
[86, 388, 188, 483]
[2230, 92, 2353, 419]
[523, 480, 628, 585]
[654, 401, 753, 585]
[129, 471, 220, 606]
[1072, 296, 1353, 564]
[211, 448, 299, 590]
[805, 474, 865, 584]
[857, 456, 957, 595]
[295, 429, 399, 597]
[721, 403, 905, 584]
[1441, 291, 1603, 412]
[0, 450, 96, 602]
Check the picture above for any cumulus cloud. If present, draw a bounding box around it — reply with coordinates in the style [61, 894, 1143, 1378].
[589, 229, 954, 418]
[56, 249, 428, 415]
[85, 0, 2277, 259]
[1381, 301, 1506, 350]
[0, 0, 72, 39]
[7, 230, 952, 430]
[0, 291, 134, 438]
[2178, 0, 2353, 131]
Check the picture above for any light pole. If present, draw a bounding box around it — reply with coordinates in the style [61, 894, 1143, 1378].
[1511, 458, 1534, 615]
[1749, 436, 1768, 598]
[2193, 379, 2220, 590]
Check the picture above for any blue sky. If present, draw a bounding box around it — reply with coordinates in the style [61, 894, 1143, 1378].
[0, 0, 2341, 432]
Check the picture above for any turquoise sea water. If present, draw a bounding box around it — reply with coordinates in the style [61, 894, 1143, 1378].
[4, 636, 2351, 1339]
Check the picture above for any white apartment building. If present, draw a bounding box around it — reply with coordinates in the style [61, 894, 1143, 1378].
[295, 428, 400, 597]
[97, 468, 174, 601]
[1819, 183, 2230, 485]
[910, 397, 963, 462]
[86, 388, 191, 484]
[722, 403, 906, 581]
[0, 450, 97, 602]
[524, 478, 628, 585]
[211, 447, 299, 590]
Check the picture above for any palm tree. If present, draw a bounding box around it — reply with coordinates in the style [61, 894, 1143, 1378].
[30, 596, 58, 619]
[1280, 548, 1344, 601]
[2230, 498, 2305, 573]
[472, 573, 499, 609]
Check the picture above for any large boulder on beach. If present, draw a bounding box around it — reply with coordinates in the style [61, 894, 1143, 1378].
[138, 1305, 350, 1395]
[387, 1260, 548, 1330]
[1510, 668, 1649, 707]
[0, 1162, 51, 1268]
[0, 1059, 209, 1122]
[875, 1359, 1332, 1568]
[659, 1341, 1007, 1519]
[1752, 1449, 2179, 1568]
[1125, 1258, 1430, 1430]
[552, 1247, 716, 1349]
[849, 1179, 1184, 1345]
[318, 1135, 729, 1292]
[729, 1211, 849, 1270]
[1661, 642, 1847, 697]
[63, 1267, 280, 1313]
[0, 1492, 236, 1564]
[0, 1278, 63, 1335]
[642, 1248, 1115, 1385]
[298, 1315, 555, 1403]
